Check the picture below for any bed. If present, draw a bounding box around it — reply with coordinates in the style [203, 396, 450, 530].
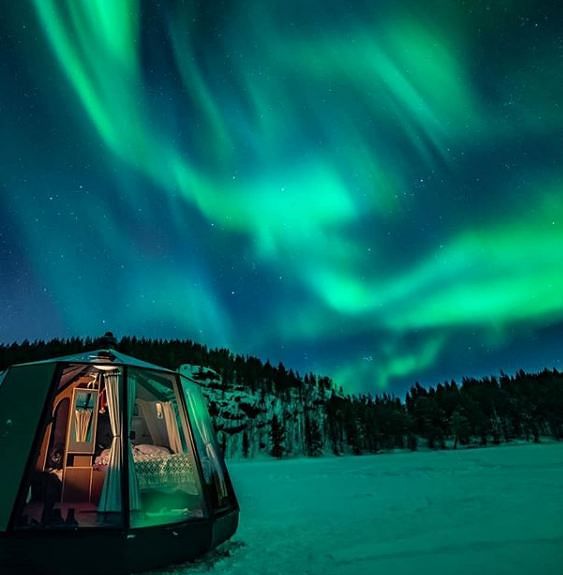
[94, 445, 199, 493]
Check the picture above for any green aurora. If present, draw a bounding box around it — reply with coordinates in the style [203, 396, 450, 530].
[1, 1, 562, 393]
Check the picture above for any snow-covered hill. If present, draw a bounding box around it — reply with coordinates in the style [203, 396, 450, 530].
[179, 364, 328, 459]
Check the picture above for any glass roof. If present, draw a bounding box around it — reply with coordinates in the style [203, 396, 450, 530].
[12, 349, 174, 373]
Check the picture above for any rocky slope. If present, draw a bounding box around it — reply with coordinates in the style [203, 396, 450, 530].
[180, 364, 329, 459]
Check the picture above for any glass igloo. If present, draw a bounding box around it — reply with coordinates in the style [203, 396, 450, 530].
[0, 349, 238, 574]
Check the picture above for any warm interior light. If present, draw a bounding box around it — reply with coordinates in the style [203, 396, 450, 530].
[155, 402, 164, 419]
[94, 365, 119, 372]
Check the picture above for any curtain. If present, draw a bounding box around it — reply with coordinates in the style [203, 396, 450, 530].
[185, 387, 228, 500]
[162, 402, 183, 454]
[98, 371, 121, 512]
[98, 370, 141, 513]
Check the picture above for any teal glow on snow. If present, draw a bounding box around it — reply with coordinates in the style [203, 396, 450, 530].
[214, 444, 563, 575]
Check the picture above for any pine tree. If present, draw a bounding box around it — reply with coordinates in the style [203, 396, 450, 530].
[270, 414, 285, 458]
[407, 433, 418, 451]
[309, 418, 323, 456]
[451, 410, 470, 449]
[219, 432, 227, 456]
[242, 431, 250, 458]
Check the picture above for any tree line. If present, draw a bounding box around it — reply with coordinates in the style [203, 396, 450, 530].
[0, 334, 329, 398]
[323, 371, 563, 455]
[1, 335, 562, 456]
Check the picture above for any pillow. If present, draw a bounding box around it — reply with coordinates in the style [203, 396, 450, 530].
[95, 448, 111, 466]
[134, 444, 171, 457]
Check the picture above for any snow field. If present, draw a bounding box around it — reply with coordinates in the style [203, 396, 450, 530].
[157, 443, 563, 575]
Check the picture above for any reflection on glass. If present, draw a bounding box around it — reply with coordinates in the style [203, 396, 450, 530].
[128, 369, 206, 527]
[181, 378, 232, 512]
[68, 389, 98, 453]
[74, 408, 92, 442]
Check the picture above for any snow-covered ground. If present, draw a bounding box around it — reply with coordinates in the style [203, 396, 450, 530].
[159, 443, 563, 575]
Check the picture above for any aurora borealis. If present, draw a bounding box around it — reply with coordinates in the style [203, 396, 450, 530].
[1, 1, 563, 394]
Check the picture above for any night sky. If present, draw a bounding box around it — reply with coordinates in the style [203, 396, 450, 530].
[1, 1, 563, 395]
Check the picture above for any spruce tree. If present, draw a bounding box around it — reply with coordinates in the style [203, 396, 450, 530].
[270, 414, 285, 458]
[242, 431, 250, 458]
[309, 419, 323, 456]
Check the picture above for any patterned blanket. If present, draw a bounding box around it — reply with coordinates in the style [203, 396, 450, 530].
[95, 449, 198, 493]
[135, 453, 196, 491]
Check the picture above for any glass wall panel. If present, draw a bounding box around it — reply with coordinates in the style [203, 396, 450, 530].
[15, 364, 123, 529]
[180, 376, 235, 513]
[128, 368, 205, 527]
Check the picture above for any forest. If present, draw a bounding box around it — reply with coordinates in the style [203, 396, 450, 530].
[1, 335, 562, 458]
